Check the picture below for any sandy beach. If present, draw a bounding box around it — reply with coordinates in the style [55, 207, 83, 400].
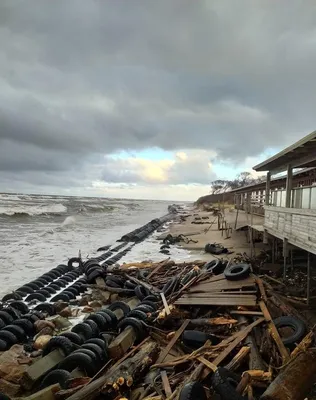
[164, 206, 267, 262]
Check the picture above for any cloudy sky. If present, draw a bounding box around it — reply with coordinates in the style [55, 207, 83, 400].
[1, 0, 316, 200]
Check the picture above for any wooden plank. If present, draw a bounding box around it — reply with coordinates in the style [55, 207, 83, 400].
[191, 278, 256, 291]
[201, 318, 265, 380]
[255, 277, 267, 302]
[161, 371, 172, 398]
[197, 356, 217, 372]
[157, 319, 189, 363]
[259, 300, 289, 362]
[160, 292, 171, 315]
[230, 310, 264, 316]
[175, 297, 257, 306]
[180, 293, 257, 299]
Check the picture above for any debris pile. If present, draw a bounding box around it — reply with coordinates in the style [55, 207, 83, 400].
[0, 255, 315, 400]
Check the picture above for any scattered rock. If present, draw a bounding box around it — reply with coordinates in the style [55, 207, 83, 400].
[0, 345, 28, 384]
[53, 301, 69, 313]
[79, 296, 90, 306]
[34, 320, 55, 333]
[33, 335, 52, 350]
[69, 299, 79, 306]
[58, 307, 72, 318]
[30, 350, 42, 358]
[82, 306, 94, 313]
[35, 327, 54, 337]
[89, 300, 102, 309]
[47, 315, 71, 330]
[0, 378, 20, 397]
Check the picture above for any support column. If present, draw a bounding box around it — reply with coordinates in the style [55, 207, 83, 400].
[285, 164, 293, 208]
[307, 252, 311, 306]
[283, 238, 288, 280]
[265, 172, 271, 206]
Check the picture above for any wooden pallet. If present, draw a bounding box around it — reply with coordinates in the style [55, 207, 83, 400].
[175, 274, 258, 307]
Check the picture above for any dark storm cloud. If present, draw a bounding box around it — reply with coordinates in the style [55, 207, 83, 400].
[1, 0, 316, 189]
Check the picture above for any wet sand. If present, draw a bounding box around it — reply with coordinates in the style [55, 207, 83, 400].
[164, 207, 267, 262]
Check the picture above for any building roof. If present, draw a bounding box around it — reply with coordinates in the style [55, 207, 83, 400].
[253, 130, 316, 172]
[231, 167, 316, 193]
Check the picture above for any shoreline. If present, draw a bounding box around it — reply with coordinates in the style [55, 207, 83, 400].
[163, 205, 267, 262]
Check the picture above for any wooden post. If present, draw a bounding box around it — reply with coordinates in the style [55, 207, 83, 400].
[265, 172, 271, 206]
[307, 252, 311, 306]
[285, 165, 293, 208]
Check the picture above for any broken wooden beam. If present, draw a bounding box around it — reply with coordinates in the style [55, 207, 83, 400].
[157, 319, 189, 364]
[261, 349, 316, 400]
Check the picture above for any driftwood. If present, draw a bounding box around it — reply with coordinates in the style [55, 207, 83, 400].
[261, 349, 316, 400]
[66, 340, 159, 400]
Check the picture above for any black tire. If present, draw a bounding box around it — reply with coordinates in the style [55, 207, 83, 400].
[73, 348, 98, 364]
[40, 274, 54, 282]
[135, 305, 154, 314]
[60, 276, 73, 283]
[141, 301, 158, 311]
[179, 382, 207, 400]
[86, 314, 108, 330]
[55, 279, 68, 287]
[8, 301, 29, 315]
[70, 284, 85, 294]
[47, 284, 60, 291]
[34, 277, 50, 285]
[3, 325, 26, 342]
[84, 319, 99, 337]
[0, 319, 5, 329]
[108, 301, 130, 317]
[211, 368, 244, 400]
[204, 260, 225, 275]
[55, 264, 69, 274]
[2, 293, 23, 302]
[51, 293, 70, 302]
[118, 317, 146, 342]
[162, 277, 180, 296]
[25, 282, 41, 291]
[44, 271, 60, 280]
[274, 316, 307, 346]
[34, 303, 56, 316]
[99, 309, 118, 326]
[32, 310, 45, 319]
[42, 336, 73, 357]
[35, 289, 50, 298]
[96, 311, 112, 326]
[65, 271, 79, 279]
[0, 330, 18, 346]
[58, 352, 95, 376]
[224, 264, 250, 281]
[0, 311, 14, 324]
[32, 280, 45, 288]
[63, 287, 79, 297]
[82, 343, 107, 363]
[125, 280, 137, 289]
[15, 290, 28, 298]
[51, 269, 63, 277]
[142, 295, 161, 303]
[13, 319, 34, 336]
[0, 339, 8, 351]
[62, 290, 76, 300]
[25, 293, 47, 303]
[85, 338, 108, 352]
[24, 313, 40, 323]
[72, 323, 93, 340]
[4, 306, 21, 320]
[105, 278, 120, 288]
[135, 285, 150, 301]
[41, 286, 56, 295]
[128, 310, 148, 321]
[18, 285, 34, 294]
[182, 330, 220, 349]
[68, 257, 83, 271]
[60, 332, 84, 345]
[39, 369, 71, 390]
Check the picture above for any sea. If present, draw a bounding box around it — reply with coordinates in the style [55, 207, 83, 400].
[0, 193, 191, 297]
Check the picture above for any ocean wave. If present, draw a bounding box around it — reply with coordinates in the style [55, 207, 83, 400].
[0, 203, 68, 217]
[77, 204, 116, 213]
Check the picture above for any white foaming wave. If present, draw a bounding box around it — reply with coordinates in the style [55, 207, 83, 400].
[61, 216, 76, 226]
[0, 203, 68, 217]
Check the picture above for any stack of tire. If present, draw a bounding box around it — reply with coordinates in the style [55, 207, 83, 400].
[0, 302, 46, 351]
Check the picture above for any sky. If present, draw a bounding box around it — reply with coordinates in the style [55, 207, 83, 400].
[1, 1, 316, 201]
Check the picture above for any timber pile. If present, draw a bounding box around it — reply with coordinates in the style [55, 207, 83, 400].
[1, 258, 316, 400]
